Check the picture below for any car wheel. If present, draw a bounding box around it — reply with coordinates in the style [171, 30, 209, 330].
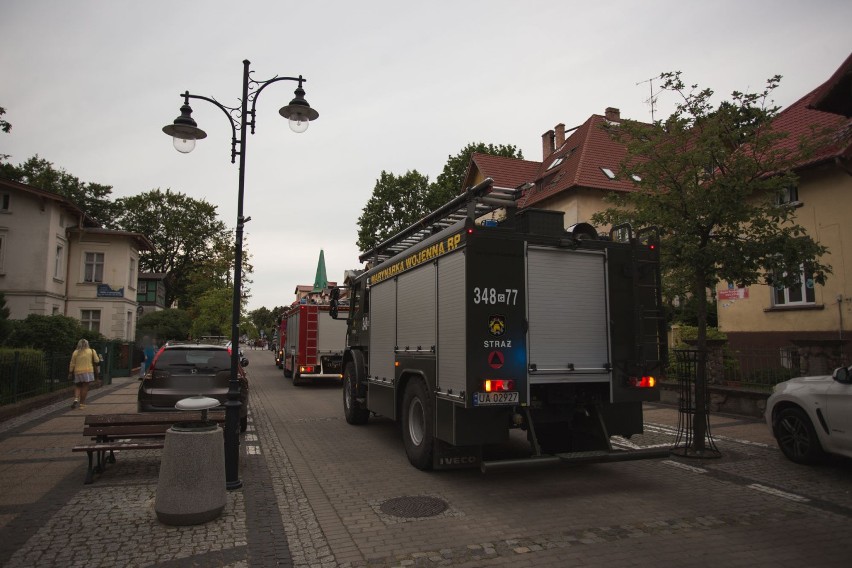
[401, 379, 434, 470]
[775, 406, 825, 464]
[240, 416, 248, 433]
[343, 362, 369, 425]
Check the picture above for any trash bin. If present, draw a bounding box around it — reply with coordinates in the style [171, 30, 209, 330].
[155, 396, 226, 525]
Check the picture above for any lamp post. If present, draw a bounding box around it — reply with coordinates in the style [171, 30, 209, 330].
[162, 59, 318, 489]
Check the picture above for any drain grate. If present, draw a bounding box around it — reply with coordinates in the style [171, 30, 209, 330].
[380, 496, 448, 519]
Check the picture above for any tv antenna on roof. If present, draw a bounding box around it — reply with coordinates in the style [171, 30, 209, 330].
[636, 76, 660, 122]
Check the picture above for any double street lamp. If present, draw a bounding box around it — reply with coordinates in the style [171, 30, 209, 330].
[163, 59, 318, 489]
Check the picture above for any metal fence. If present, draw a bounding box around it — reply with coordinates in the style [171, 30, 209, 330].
[0, 341, 138, 406]
[0, 350, 73, 405]
[720, 347, 801, 390]
[667, 345, 809, 391]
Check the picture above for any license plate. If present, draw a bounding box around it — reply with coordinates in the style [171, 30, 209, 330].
[473, 391, 519, 406]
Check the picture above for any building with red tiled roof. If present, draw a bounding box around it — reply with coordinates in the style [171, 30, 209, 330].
[461, 107, 643, 232]
[716, 52, 852, 360]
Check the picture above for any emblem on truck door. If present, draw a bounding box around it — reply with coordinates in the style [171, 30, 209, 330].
[488, 315, 506, 337]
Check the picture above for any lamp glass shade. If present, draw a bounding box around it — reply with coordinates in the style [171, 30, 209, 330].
[288, 114, 310, 133]
[173, 136, 196, 153]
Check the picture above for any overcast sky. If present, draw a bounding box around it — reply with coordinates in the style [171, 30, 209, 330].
[1, 1, 850, 312]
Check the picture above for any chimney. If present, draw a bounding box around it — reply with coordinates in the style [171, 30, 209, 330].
[554, 123, 566, 148]
[541, 129, 555, 159]
[605, 107, 620, 122]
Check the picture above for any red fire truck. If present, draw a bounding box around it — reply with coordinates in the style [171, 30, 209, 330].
[279, 303, 349, 385]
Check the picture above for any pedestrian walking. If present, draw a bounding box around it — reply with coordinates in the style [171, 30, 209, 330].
[140, 335, 156, 378]
[69, 339, 99, 409]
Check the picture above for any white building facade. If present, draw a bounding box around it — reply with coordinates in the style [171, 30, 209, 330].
[0, 178, 152, 341]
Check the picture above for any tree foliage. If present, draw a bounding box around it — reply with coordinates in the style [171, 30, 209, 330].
[114, 188, 233, 308]
[1, 155, 117, 227]
[356, 142, 524, 253]
[4, 314, 103, 353]
[0, 106, 10, 134]
[248, 307, 274, 337]
[136, 309, 192, 343]
[189, 287, 234, 339]
[357, 170, 431, 252]
[0, 293, 12, 344]
[0, 106, 10, 163]
[591, 72, 831, 448]
[592, 72, 830, 347]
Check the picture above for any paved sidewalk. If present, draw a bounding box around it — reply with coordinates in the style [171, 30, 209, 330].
[2, 378, 261, 567]
[0, 376, 782, 567]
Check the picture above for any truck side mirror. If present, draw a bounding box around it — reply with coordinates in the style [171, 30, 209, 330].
[330, 287, 340, 319]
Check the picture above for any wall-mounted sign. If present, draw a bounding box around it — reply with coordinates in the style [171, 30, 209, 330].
[718, 287, 748, 301]
[97, 284, 125, 298]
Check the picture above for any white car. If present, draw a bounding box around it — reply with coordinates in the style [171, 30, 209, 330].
[766, 365, 852, 463]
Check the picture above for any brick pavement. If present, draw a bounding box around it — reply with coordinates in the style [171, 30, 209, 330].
[1, 351, 851, 567]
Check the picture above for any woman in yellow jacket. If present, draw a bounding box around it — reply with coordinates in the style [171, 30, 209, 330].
[69, 339, 99, 409]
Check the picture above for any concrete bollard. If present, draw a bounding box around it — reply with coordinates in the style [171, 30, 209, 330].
[154, 396, 226, 525]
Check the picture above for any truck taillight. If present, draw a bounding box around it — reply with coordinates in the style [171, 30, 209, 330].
[483, 379, 515, 392]
[300, 365, 315, 374]
[628, 375, 656, 388]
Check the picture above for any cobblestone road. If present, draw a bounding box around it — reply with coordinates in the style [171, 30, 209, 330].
[0, 349, 850, 567]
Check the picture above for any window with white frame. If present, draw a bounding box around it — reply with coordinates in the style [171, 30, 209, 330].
[84, 252, 105, 282]
[55, 244, 64, 279]
[1, 193, 10, 211]
[81, 309, 101, 332]
[129, 258, 136, 289]
[772, 265, 816, 306]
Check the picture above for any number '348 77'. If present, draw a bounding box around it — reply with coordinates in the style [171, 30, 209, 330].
[472, 287, 518, 305]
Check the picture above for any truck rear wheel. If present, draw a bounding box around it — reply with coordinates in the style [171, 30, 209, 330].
[343, 362, 369, 425]
[401, 378, 434, 470]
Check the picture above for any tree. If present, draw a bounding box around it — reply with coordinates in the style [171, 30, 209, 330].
[0, 106, 10, 134]
[357, 170, 431, 252]
[5, 314, 102, 353]
[356, 142, 524, 253]
[114, 189, 230, 308]
[429, 142, 524, 206]
[248, 307, 274, 338]
[592, 72, 830, 453]
[136, 309, 192, 343]
[0, 293, 12, 343]
[0, 106, 11, 164]
[189, 287, 234, 339]
[183, 229, 253, 308]
[1, 155, 117, 227]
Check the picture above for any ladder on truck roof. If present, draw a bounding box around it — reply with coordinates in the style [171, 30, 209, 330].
[358, 178, 522, 265]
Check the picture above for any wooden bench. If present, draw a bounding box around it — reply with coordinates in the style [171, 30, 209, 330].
[73, 411, 226, 484]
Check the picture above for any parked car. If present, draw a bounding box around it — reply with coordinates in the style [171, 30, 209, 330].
[765, 364, 852, 463]
[137, 343, 249, 432]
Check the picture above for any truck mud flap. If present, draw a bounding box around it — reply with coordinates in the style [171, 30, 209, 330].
[433, 440, 482, 470]
[480, 447, 671, 473]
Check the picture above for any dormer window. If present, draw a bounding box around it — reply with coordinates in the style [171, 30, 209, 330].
[600, 167, 616, 180]
[547, 156, 565, 170]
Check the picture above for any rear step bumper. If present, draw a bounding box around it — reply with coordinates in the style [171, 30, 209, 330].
[480, 447, 671, 473]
